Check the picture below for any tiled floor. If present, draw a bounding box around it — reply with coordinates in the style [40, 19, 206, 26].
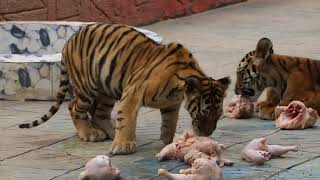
[1, 0, 320, 179]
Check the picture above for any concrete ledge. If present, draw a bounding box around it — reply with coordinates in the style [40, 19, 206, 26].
[0, 22, 162, 101]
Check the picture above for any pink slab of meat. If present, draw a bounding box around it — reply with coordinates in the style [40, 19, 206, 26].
[158, 158, 223, 180]
[225, 95, 254, 119]
[155, 131, 232, 166]
[241, 138, 298, 165]
[79, 155, 120, 180]
[275, 101, 318, 129]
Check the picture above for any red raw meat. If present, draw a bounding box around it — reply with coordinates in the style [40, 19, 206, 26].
[275, 101, 318, 129]
[225, 95, 254, 119]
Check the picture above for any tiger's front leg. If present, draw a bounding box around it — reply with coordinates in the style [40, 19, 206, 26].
[160, 104, 181, 145]
[255, 88, 280, 120]
[109, 87, 142, 155]
[255, 101, 277, 120]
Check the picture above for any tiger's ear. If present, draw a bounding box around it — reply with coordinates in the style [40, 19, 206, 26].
[217, 76, 231, 91]
[185, 76, 201, 93]
[255, 37, 274, 62]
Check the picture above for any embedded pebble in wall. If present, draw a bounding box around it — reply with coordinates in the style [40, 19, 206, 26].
[34, 79, 51, 91]
[39, 64, 50, 79]
[48, 24, 60, 30]
[48, 29, 58, 45]
[70, 25, 81, 32]
[18, 68, 31, 88]
[25, 39, 41, 54]
[4, 79, 21, 95]
[29, 60, 43, 69]
[66, 27, 76, 39]
[7, 70, 19, 81]
[39, 28, 50, 47]
[11, 25, 26, 39]
[43, 45, 56, 54]
[57, 25, 67, 39]
[2, 24, 12, 31]
[34, 48, 48, 56]
[27, 66, 41, 87]
[10, 43, 22, 54]
[0, 79, 5, 93]
[51, 64, 62, 95]
[53, 39, 66, 52]
[28, 30, 40, 40]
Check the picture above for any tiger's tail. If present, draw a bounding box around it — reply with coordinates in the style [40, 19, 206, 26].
[19, 60, 70, 128]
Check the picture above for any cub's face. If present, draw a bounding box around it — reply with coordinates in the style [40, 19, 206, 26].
[235, 52, 265, 101]
[184, 76, 230, 136]
[235, 38, 274, 102]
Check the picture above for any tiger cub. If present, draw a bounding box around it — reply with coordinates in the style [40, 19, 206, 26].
[235, 37, 320, 120]
[20, 24, 230, 155]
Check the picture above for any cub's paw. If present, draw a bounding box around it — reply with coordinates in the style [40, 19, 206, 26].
[109, 141, 136, 155]
[78, 128, 107, 142]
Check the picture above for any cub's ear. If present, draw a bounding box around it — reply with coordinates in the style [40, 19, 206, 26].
[217, 76, 231, 91]
[185, 76, 201, 93]
[255, 37, 274, 62]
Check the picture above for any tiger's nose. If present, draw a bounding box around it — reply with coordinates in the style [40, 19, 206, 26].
[241, 88, 255, 96]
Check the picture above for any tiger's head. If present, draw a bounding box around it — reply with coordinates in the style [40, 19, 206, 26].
[184, 76, 230, 136]
[235, 37, 274, 101]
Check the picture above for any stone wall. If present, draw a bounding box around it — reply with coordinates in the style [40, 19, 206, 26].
[0, 22, 163, 100]
[0, 0, 245, 26]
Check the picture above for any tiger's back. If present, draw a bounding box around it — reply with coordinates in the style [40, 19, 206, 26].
[63, 24, 163, 100]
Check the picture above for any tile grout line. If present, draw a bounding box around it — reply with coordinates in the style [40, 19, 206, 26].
[264, 154, 320, 179]
[226, 129, 281, 148]
[151, 129, 282, 179]
[49, 139, 162, 179]
[0, 135, 76, 162]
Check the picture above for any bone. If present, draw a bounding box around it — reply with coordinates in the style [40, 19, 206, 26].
[275, 101, 318, 129]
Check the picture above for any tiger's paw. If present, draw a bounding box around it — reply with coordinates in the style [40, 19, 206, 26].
[78, 128, 107, 142]
[109, 141, 136, 155]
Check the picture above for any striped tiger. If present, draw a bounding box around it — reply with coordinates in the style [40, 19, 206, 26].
[235, 37, 320, 120]
[19, 24, 230, 155]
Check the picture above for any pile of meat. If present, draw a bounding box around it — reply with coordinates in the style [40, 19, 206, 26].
[241, 138, 298, 165]
[79, 155, 120, 180]
[158, 158, 223, 180]
[275, 101, 318, 129]
[156, 131, 233, 166]
[225, 95, 254, 119]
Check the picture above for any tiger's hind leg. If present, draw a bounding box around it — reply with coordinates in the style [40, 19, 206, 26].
[89, 94, 117, 140]
[68, 95, 107, 142]
[109, 86, 144, 155]
[160, 104, 181, 145]
[280, 91, 320, 114]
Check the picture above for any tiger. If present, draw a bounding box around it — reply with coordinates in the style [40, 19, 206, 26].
[19, 23, 230, 155]
[235, 37, 320, 120]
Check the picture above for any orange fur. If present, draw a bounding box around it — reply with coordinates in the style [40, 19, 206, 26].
[20, 24, 230, 155]
[235, 38, 320, 120]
